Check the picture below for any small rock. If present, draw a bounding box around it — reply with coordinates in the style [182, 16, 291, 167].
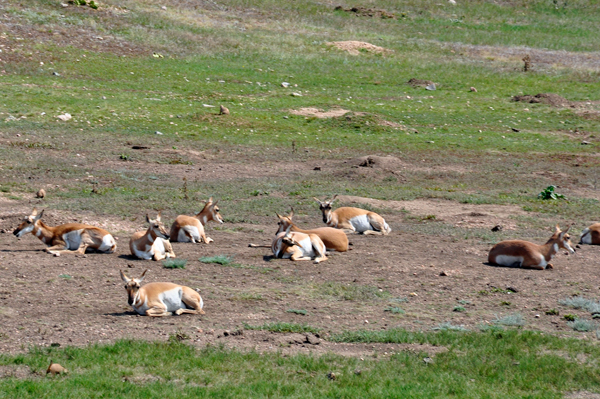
[57, 113, 72, 121]
[439, 270, 448, 276]
[281, 82, 290, 88]
[425, 83, 436, 91]
[354, 369, 361, 375]
[534, 314, 540, 318]
[423, 357, 433, 364]
[203, 104, 216, 108]
[161, 5, 167, 10]
[291, 92, 303, 97]
[52, 72, 60, 76]
[327, 372, 336, 380]
[409, 292, 418, 297]
[36, 188, 46, 199]
[511, 128, 520, 132]
[305, 333, 320, 345]
[155, 131, 163, 135]
[219, 105, 230, 115]
[506, 286, 519, 293]
[581, 141, 591, 145]
[313, 166, 321, 171]
[469, 86, 477, 92]
[491, 225, 503, 232]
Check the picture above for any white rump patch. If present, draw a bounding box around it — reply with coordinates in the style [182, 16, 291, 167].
[99, 234, 116, 252]
[159, 288, 185, 312]
[580, 228, 591, 244]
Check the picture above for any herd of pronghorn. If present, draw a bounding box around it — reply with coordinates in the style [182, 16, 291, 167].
[11, 194, 600, 317]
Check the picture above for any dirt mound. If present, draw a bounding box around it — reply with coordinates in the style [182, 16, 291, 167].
[334, 6, 396, 19]
[349, 155, 404, 170]
[407, 78, 435, 87]
[327, 41, 392, 56]
[289, 107, 351, 118]
[512, 93, 571, 107]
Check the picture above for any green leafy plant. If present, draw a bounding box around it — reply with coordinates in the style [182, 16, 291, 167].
[538, 185, 566, 200]
[384, 307, 405, 314]
[162, 259, 187, 269]
[200, 255, 234, 265]
[286, 309, 308, 315]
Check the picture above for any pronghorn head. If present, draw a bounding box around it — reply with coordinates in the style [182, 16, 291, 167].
[313, 195, 337, 223]
[146, 213, 170, 240]
[13, 208, 44, 237]
[550, 225, 575, 254]
[280, 225, 300, 248]
[120, 269, 147, 306]
[275, 209, 294, 235]
[201, 197, 224, 224]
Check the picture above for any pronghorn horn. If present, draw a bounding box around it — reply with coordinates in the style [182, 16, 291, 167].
[156, 212, 161, 221]
[555, 224, 561, 233]
[120, 270, 131, 283]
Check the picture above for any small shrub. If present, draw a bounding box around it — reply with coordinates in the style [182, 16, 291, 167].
[162, 259, 187, 269]
[243, 322, 320, 334]
[200, 255, 234, 265]
[390, 297, 409, 303]
[564, 314, 576, 322]
[458, 299, 471, 305]
[492, 313, 526, 327]
[538, 185, 566, 200]
[559, 297, 600, 314]
[286, 309, 308, 315]
[168, 330, 190, 343]
[568, 319, 597, 332]
[384, 307, 405, 314]
[545, 309, 559, 316]
[453, 306, 466, 312]
[500, 301, 511, 306]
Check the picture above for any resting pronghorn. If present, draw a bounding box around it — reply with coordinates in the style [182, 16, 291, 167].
[129, 213, 176, 261]
[488, 225, 575, 270]
[314, 195, 391, 235]
[170, 198, 224, 244]
[276, 210, 348, 252]
[13, 208, 116, 256]
[579, 223, 600, 245]
[250, 226, 328, 263]
[120, 269, 204, 317]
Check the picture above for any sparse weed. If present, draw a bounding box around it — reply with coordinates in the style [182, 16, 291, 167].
[286, 309, 308, 316]
[545, 309, 559, 316]
[200, 255, 234, 265]
[162, 259, 187, 269]
[559, 296, 600, 314]
[384, 307, 405, 314]
[564, 314, 577, 322]
[492, 313, 526, 327]
[453, 306, 466, 312]
[432, 322, 469, 332]
[567, 319, 597, 332]
[243, 322, 320, 334]
[316, 282, 390, 301]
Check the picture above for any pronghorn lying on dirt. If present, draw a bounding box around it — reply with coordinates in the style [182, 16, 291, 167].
[13, 208, 116, 256]
[579, 223, 600, 245]
[120, 269, 204, 317]
[170, 198, 223, 244]
[249, 226, 328, 263]
[275, 210, 348, 252]
[129, 213, 176, 261]
[488, 225, 575, 270]
[314, 195, 391, 235]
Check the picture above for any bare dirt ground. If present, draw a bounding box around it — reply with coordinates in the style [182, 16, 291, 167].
[1, 155, 599, 358]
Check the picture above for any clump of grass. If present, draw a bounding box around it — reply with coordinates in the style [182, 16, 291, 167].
[432, 322, 469, 332]
[453, 306, 466, 312]
[546, 309, 559, 316]
[162, 259, 187, 269]
[458, 299, 471, 305]
[492, 313, 526, 327]
[390, 297, 409, 303]
[559, 296, 600, 314]
[232, 292, 263, 301]
[200, 255, 234, 265]
[564, 314, 576, 322]
[286, 309, 308, 316]
[59, 274, 72, 279]
[243, 322, 320, 334]
[384, 307, 405, 314]
[316, 281, 390, 301]
[568, 319, 597, 332]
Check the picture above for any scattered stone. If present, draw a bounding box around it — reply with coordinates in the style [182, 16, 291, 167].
[291, 92, 303, 97]
[219, 105, 230, 115]
[439, 270, 448, 277]
[52, 72, 60, 76]
[469, 86, 477, 92]
[281, 82, 290, 88]
[423, 357, 433, 364]
[491, 225, 503, 232]
[511, 128, 521, 132]
[581, 141, 591, 145]
[56, 113, 72, 122]
[327, 372, 336, 380]
[203, 104, 216, 108]
[313, 166, 321, 171]
[506, 286, 519, 293]
[305, 333, 320, 345]
[425, 83, 436, 91]
[36, 188, 46, 199]
[155, 131, 163, 135]
[354, 369, 362, 375]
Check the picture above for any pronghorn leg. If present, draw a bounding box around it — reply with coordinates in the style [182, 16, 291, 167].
[366, 216, 390, 235]
[163, 239, 176, 258]
[178, 288, 205, 315]
[290, 251, 312, 261]
[310, 236, 327, 264]
[145, 307, 172, 317]
[175, 308, 205, 315]
[74, 232, 94, 254]
[362, 229, 384, 236]
[46, 243, 71, 256]
[202, 234, 214, 244]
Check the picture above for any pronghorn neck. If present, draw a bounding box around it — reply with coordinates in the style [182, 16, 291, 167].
[195, 212, 209, 225]
[34, 220, 56, 244]
[540, 241, 560, 261]
[325, 211, 334, 225]
[146, 227, 159, 243]
[132, 290, 145, 308]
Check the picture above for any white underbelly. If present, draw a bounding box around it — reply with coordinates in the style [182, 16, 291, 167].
[297, 237, 316, 256]
[349, 215, 371, 233]
[179, 226, 200, 242]
[580, 229, 591, 244]
[159, 288, 185, 312]
[132, 243, 154, 260]
[152, 238, 166, 255]
[62, 230, 84, 250]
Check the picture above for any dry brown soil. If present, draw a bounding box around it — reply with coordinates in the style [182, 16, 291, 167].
[1, 154, 599, 358]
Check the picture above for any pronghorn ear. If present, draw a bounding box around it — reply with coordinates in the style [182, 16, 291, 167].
[35, 209, 44, 221]
[120, 270, 130, 283]
[208, 197, 213, 203]
[276, 212, 284, 220]
[313, 197, 322, 204]
[563, 226, 570, 234]
[156, 213, 162, 222]
[289, 207, 295, 218]
[146, 214, 151, 223]
[136, 269, 148, 283]
[331, 194, 338, 203]
[554, 224, 561, 233]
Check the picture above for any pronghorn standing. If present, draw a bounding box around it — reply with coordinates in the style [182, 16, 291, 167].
[579, 223, 600, 245]
[13, 208, 116, 256]
[129, 213, 176, 261]
[276, 210, 348, 252]
[170, 198, 223, 244]
[488, 225, 575, 270]
[314, 195, 391, 235]
[271, 226, 328, 263]
[120, 269, 204, 317]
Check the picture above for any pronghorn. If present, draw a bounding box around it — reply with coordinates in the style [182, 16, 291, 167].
[120, 269, 204, 317]
[579, 223, 600, 245]
[488, 225, 575, 270]
[269, 226, 328, 263]
[12, 208, 116, 256]
[170, 198, 223, 244]
[275, 210, 348, 252]
[129, 213, 176, 261]
[314, 195, 391, 235]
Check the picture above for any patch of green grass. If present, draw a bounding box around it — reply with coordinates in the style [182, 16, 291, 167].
[432, 322, 470, 332]
[199, 255, 235, 265]
[453, 305, 466, 312]
[315, 282, 391, 301]
[384, 307, 405, 314]
[286, 309, 308, 316]
[58, 274, 72, 279]
[243, 322, 320, 334]
[162, 258, 187, 269]
[232, 292, 264, 301]
[564, 314, 577, 322]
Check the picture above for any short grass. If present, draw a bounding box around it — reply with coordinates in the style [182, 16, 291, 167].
[162, 258, 187, 269]
[243, 322, 320, 334]
[2, 329, 598, 398]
